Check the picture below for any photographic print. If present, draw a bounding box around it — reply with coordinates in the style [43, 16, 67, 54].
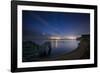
[11, 1, 97, 72]
[22, 10, 90, 62]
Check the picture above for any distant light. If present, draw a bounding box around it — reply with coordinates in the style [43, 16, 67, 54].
[50, 36, 61, 40]
[50, 36, 77, 40]
[67, 36, 77, 39]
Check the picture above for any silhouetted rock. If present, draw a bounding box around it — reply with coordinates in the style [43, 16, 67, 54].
[22, 41, 52, 62]
[42, 41, 52, 56]
[22, 41, 40, 62]
[77, 34, 90, 40]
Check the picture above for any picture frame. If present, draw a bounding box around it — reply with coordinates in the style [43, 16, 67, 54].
[11, 1, 97, 72]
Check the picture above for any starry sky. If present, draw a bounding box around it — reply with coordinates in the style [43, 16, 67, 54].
[22, 10, 90, 40]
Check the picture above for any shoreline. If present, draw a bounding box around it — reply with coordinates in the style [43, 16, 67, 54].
[22, 34, 90, 62]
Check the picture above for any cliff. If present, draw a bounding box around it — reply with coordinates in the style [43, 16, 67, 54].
[55, 34, 90, 60]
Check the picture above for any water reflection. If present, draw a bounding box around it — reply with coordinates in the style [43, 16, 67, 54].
[23, 39, 80, 62]
[49, 39, 80, 57]
[51, 39, 58, 48]
[32, 39, 80, 57]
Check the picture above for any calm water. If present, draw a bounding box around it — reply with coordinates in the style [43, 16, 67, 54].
[33, 39, 80, 58]
[50, 40, 79, 57]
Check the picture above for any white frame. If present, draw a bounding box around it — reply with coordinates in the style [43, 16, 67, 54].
[17, 5, 95, 68]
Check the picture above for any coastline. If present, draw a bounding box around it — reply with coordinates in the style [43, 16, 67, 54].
[22, 34, 90, 62]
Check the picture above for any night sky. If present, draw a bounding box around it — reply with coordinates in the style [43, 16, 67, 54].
[22, 10, 90, 40]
